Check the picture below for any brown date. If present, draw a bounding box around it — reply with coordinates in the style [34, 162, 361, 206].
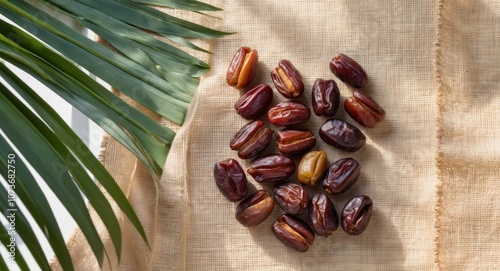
[272, 214, 315, 252]
[273, 183, 309, 215]
[323, 158, 361, 195]
[341, 195, 373, 235]
[311, 78, 340, 117]
[344, 90, 386, 128]
[247, 154, 296, 183]
[319, 119, 366, 152]
[329, 53, 368, 88]
[297, 150, 328, 186]
[213, 159, 248, 201]
[271, 59, 304, 98]
[236, 190, 275, 227]
[235, 83, 273, 120]
[267, 101, 311, 127]
[275, 129, 316, 155]
[309, 193, 339, 237]
[230, 120, 272, 159]
[226, 46, 258, 89]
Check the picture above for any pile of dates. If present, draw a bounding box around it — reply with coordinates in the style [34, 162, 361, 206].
[214, 46, 385, 252]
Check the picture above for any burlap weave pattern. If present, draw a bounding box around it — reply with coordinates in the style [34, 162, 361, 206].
[50, 0, 500, 270]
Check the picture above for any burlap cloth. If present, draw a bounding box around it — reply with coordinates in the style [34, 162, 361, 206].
[50, 0, 500, 270]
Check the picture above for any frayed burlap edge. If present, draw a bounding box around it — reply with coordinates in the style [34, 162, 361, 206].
[433, 0, 445, 269]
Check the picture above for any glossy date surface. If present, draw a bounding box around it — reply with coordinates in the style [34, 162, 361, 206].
[247, 154, 296, 183]
[236, 190, 275, 227]
[297, 150, 328, 186]
[309, 193, 339, 237]
[323, 158, 361, 195]
[271, 59, 304, 98]
[344, 90, 386, 128]
[267, 101, 311, 127]
[272, 214, 315, 252]
[275, 129, 316, 155]
[235, 83, 273, 120]
[312, 78, 340, 117]
[230, 120, 272, 159]
[329, 53, 368, 88]
[213, 158, 248, 201]
[319, 119, 366, 152]
[226, 46, 258, 89]
[341, 195, 373, 235]
[273, 183, 309, 215]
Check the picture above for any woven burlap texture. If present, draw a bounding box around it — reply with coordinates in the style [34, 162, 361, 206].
[50, 0, 500, 270]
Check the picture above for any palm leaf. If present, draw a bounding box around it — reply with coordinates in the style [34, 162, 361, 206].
[0, 0, 228, 270]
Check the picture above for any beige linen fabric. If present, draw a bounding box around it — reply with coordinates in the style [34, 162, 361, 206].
[435, 0, 500, 270]
[50, 0, 500, 270]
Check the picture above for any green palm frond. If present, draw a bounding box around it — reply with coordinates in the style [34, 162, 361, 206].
[0, 0, 227, 270]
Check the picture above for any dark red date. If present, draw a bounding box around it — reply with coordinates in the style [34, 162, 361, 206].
[236, 190, 275, 227]
[247, 154, 296, 183]
[319, 119, 366, 152]
[273, 183, 309, 215]
[344, 90, 386, 128]
[329, 54, 368, 88]
[235, 83, 273, 120]
[312, 78, 340, 117]
[213, 159, 248, 201]
[323, 158, 361, 195]
[309, 193, 339, 237]
[272, 214, 315, 252]
[275, 129, 316, 155]
[267, 101, 311, 127]
[230, 120, 272, 159]
[341, 195, 373, 235]
[271, 59, 304, 98]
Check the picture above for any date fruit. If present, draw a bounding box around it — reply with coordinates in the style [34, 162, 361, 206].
[312, 78, 340, 117]
[236, 190, 275, 227]
[275, 129, 316, 155]
[230, 120, 272, 159]
[235, 83, 273, 120]
[267, 101, 311, 127]
[344, 90, 386, 128]
[272, 214, 315, 252]
[273, 183, 309, 215]
[319, 119, 366, 152]
[341, 195, 373, 235]
[247, 154, 296, 183]
[297, 150, 328, 186]
[310, 193, 339, 237]
[213, 159, 248, 201]
[323, 158, 361, 195]
[329, 54, 368, 88]
[271, 59, 304, 98]
[226, 46, 258, 89]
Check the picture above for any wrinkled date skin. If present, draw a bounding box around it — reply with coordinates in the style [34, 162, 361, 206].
[312, 78, 340, 117]
[230, 120, 272, 159]
[310, 193, 339, 237]
[297, 150, 328, 186]
[344, 90, 386, 128]
[329, 54, 368, 88]
[271, 59, 304, 98]
[247, 154, 296, 183]
[272, 214, 315, 252]
[319, 119, 366, 152]
[267, 101, 311, 127]
[341, 195, 373, 235]
[273, 183, 309, 215]
[275, 129, 316, 155]
[236, 190, 275, 227]
[213, 159, 248, 201]
[226, 46, 258, 89]
[235, 83, 273, 120]
[323, 158, 361, 195]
